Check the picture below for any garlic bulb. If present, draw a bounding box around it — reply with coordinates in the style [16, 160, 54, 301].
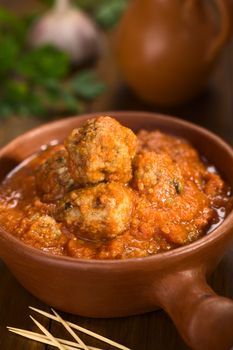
[28, 0, 100, 64]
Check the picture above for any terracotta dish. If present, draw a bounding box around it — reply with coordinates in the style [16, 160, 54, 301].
[1, 112, 233, 350]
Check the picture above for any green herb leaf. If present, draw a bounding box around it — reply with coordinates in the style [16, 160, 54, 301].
[0, 6, 106, 119]
[0, 7, 16, 22]
[173, 180, 183, 195]
[75, 0, 99, 12]
[17, 46, 70, 82]
[0, 104, 14, 118]
[62, 92, 79, 113]
[0, 6, 30, 42]
[71, 71, 106, 100]
[94, 0, 128, 29]
[3, 80, 29, 102]
[0, 36, 20, 77]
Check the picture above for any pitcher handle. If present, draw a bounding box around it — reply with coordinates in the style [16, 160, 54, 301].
[207, 0, 231, 61]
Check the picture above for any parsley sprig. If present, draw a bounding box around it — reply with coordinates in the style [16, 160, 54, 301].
[0, 7, 106, 118]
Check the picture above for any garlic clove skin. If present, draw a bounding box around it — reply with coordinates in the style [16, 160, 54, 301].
[28, 0, 100, 64]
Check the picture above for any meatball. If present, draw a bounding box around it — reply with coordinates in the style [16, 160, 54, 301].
[203, 171, 226, 203]
[130, 180, 214, 246]
[132, 151, 184, 205]
[137, 130, 206, 186]
[65, 116, 137, 184]
[157, 180, 215, 244]
[21, 214, 67, 254]
[56, 183, 134, 241]
[35, 149, 75, 202]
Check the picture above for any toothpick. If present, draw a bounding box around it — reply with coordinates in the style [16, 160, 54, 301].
[30, 315, 66, 350]
[29, 306, 131, 350]
[51, 308, 89, 350]
[7, 327, 103, 350]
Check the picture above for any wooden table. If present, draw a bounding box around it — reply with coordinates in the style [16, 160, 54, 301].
[1, 2, 233, 349]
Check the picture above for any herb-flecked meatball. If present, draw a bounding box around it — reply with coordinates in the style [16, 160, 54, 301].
[65, 116, 137, 184]
[137, 130, 207, 188]
[56, 183, 134, 241]
[35, 149, 75, 202]
[21, 214, 67, 254]
[132, 151, 184, 205]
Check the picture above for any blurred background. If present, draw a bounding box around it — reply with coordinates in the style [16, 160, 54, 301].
[0, 0, 233, 145]
[1, 2, 233, 350]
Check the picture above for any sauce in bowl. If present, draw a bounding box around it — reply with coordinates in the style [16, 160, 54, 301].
[0, 117, 232, 259]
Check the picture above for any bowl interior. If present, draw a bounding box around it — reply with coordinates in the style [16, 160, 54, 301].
[1, 111, 233, 186]
[0, 111, 233, 265]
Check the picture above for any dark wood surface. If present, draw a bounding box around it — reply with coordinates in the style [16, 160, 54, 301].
[1, 2, 233, 349]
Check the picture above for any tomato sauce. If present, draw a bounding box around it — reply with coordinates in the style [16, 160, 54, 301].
[0, 122, 232, 260]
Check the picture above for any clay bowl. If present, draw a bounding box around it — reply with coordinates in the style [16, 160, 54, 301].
[1, 112, 233, 350]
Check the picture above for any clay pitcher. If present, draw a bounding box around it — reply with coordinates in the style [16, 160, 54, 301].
[116, 0, 231, 107]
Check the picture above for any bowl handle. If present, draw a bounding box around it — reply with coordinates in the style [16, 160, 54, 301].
[154, 268, 233, 350]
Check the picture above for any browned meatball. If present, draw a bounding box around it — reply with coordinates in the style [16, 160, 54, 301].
[56, 183, 134, 241]
[65, 116, 137, 184]
[35, 149, 75, 202]
[21, 214, 67, 254]
[137, 130, 206, 187]
[132, 151, 184, 205]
